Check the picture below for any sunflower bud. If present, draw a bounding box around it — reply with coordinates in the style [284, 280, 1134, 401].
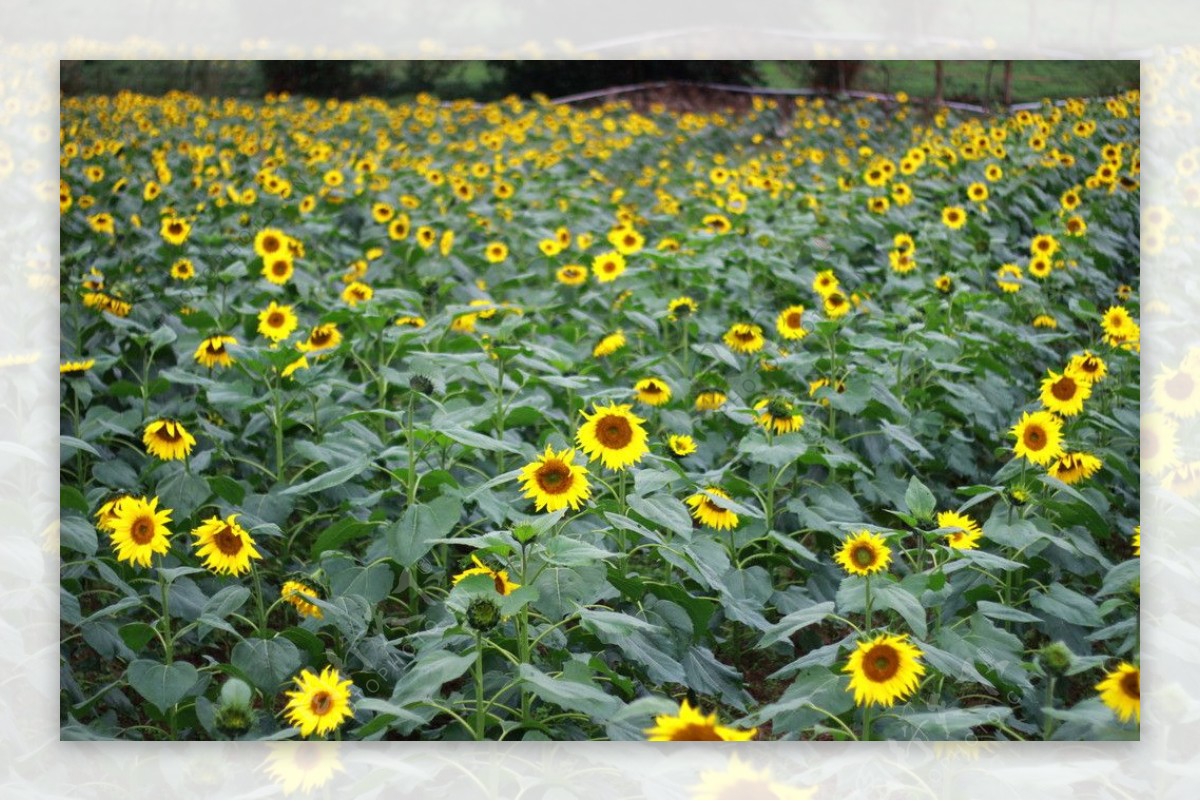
[214, 677, 256, 736]
[1041, 641, 1074, 674]
[409, 374, 434, 395]
[466, 596, 501, 632]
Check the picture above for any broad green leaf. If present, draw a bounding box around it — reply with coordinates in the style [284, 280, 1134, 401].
[231, 636, 302, 693]
[518, 664, 623, 720]
[126, 659, 200, 714]
[280, 457, 371, 496]
[387, 495, 464, 567]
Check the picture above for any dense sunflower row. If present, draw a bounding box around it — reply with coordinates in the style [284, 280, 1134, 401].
[60, 86, 1139, 741]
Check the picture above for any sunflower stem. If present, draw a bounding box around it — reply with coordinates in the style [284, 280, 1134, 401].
[518, 543, 532, 722]
[406, 391, 418, 505]
[157, 566, 173, 664]
[251, 563, 268, 637]
[271, 380, 285, 482]
[494, 353, 506, 475]
[862, 704, 873, 742]
[473, 631, 487, 740]
[1042, 675, 1058, 740]
[864, 574, 874, 633]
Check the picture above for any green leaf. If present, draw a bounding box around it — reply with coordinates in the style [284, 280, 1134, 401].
[61, 436, 100, 457]
[758, 601, 835, 648]
[440, 426, 522, 454]
[976, 600, 1042, 624]
[904, 476, 936, 521]
[387, 495, 463, 567]
[119, 622, 158, 652]
[126, 659, 200, 714]
[892, 705, 1013, 740]
[60, 515, 98, 556]
[391, 650, 475, 704]
[310, 519, 380, 560]
[207, 475, 246, 506]
[231, 636, 303, 693]
[280, 457, 371, 496]
[518, 664, 623, 721]
[627, 493, 694, 537]
[1029, 583, 1104, 627]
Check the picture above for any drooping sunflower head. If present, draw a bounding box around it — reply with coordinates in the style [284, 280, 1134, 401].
[634, 377, 672, 407]
[298, 323, 342, 354]
[936, 510, 983, 550]
[644, 698, 756, 741]
[94, 494, 133, 532]
[452, 554, 522, 596]
[843, 632, 926, 708]
[143, 418, 197, 461]
[667, 434, 697, 457]
[723, 323, 765, 354]
[667, 296, 698, 321]
[835, 530, 892, 576]
[577, 402, 649, 471]
[1010, 410, 1065, 467]
[823, 291, 851, 319]
[556, 264, 588, 286]
[1067, 351, 1108, 384]
[685, 487, 739, 531]
[776, 305, 808, 340]
[1048, 451, 1103, 485]
[518, 445, 592, 512]
[695, 389, 728, 413]
[192, 514, 262, 576]
[281, 579, 324, 619]
[195, 335, 238, 369]
[592, 330, 626, 359]
[754, 397, 804, 435]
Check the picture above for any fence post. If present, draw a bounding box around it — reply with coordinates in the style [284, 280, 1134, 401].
[1003, 61, 1014, 106]
[934, 61, 944, 105]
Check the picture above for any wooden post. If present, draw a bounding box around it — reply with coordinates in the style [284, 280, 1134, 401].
[934, 61, 944, 106]
[1003, 61, 1014, 106]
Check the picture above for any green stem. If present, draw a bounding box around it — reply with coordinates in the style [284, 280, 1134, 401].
[1043, 675, 1057, 740]
[862, 703, 873, 742]
[518, 545, 532, 721]
[251, 563, 268, 637]
[272, 381, 285, 481]
[864, 574, 873, 633]
[406, 391, 418, 504]
[158, 567, 173, 664]
[495, 355, 506, 474]
[473, 632, 487, 740]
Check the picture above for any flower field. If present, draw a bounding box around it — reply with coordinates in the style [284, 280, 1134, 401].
[60, 86, 1140, 741]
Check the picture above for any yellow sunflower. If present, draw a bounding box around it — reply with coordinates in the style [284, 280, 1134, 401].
[94, 494, 132, 532]
[1095, 662, 1139, 724]
[283, 666, 355, 738]
[395, 315, 426, 329]
[577, 402, 649, 470]
[169, 258, 195, 280]
[996, 263, 1023, 293]
[1067, 351, 1108, 384]
[254, 228, 289, 260]
[452, 554, 521, 596]
[87, 213, 116, 235]
[1030, 233, 1060, 258]
[108, 496, 173, 568]
[388, 215, 411, 241]
[645, 699, 756, 741]
[685, 487, 739, 530]
[60, 358, 95, 375]
[667, 296, 698, 321]
[937, 510, 983, 550]
[484, 242, 508, 263]
[1032, 315, 1058, 329]
[281, 580, 323, 619]
[261, 254, 295, 285]
[702, 214, 732, 235]
[1101, 306, 1135, 342]
[297, 323, 342, 354]
[258, 302, 298, 342]
[1048, 452, 1103, 485]
[941, 206, 967, 230]
[1132, 525, 1140, 556]
[160, 216, 190, 246]
[192, 514, 262, 576]
[143, 419, 196, 461]
[1010, 410, 1065, 467]
[823, 291, 851, 319]
[934, 274, 953, 293]
[634, 377, 672, 407]
[609, 226, 645, 255]
[591, 250, 626, 283]
[695, 390, 728, 412]
[592, 331, 626, 358]
[775, 305, 808, 340]
[340, 281, 373, 307]
[667, 434, 697, 456]
[723, 323, 765, 354]
[835, 531, 892, 576]
[556, 265, 588, 286]
[517, 445, 592, 512]
[813, 270, 839, 297]
[755, 397, 804, 435]
[1040, 369, 1092, 417]
[195, 335, 237, 369]
[844, 633, 926, 707]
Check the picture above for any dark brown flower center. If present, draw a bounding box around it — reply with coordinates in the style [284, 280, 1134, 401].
[1120, 670, 1140, 699]
[641, 382, 664, 396]
[669, 722, 724, 741]
[131, 516, 155, 545]
[596, 415, 633, 449]
[268, 312, 285, 327]
[493, 574, 507, 594]
[1024, 426, 1046, 449]
[863, 644, 900, 682]
[310, 329, 331, 346]
[271, 260, 289, 276]
[786, 312, 802, 328]
[534, 460, 572, 494]
[1051, 376, 1078, 401]
[852, 545, 875, 567]
[734, 329, 756, 342]
[262, 235, 280, 253]
[211, 524, 243, 556]
[168, 222, 183, 235]
[309, 691, 333, 715]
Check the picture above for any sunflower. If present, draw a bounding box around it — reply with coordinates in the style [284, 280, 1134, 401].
[143, 419, 196, 461]
[823, 291, 851, 318]
[844, 633, 926, 707]
[664, 434, 698, 457]
[985, 164, 1003, 181]
[1132, 525, 1140, 556]
[281, 580, 323, 619]
[484, 242, 509, 263]
[1030, 233, 1059, 258]
[755, 397, 804, 435]
[1095, 662, 1139, 724]
[775, 305, 808, 340]
[576, 402, 649, 470]
[556, 265, 587, 286]
[1067, 351, 1108, 384]
[645, 699, 755, 741]
[538, 238, 563, 257]
[1028, 256, 1052, 280]
[967, 182, 988, 202]
[87, 212, 115, 235]
[387, 215, 411, 240]
[835, 531, 892, 576]
[889, 250, 916, 274]
[934, 274, 953, 293]
[937, 510, 983, 550]
[941, 205, 967, 230]
[170, 258, 195, 280]
[297, 323, 342, 354]
[452, 554, 521, 595]
[813, 270, 839, 297]
[160, 216, 190, 246]
[996, 263, 1023, 293]
[1152, 363, 1200, 417]
[192, 514, 262, 576]
[702, 214, 732, 235]
[1032, 315, 1058, 329]
[634, 377, 672, 407]
[1010, 410, 1066, 467]
[341, 281, 373, 307]
[440, 230, 455, 256]
[591, 250, 626, 283]
[108, 496, 172, 568]
[94, 494, 132, 532]
[254, 228, 289, 260]
[686, 487, 739, 530]
[723, 323, 765, 354]
[695, 390, 728, 412]
[1040, 369, 1092, 416]
[395, 315, 426, 329]
[60, 358, 95, 375]
[281, 355, 310, 379]
[609, 226, 645, 255]
[667, 296, 698, 321]
[518, 445, 591, 512]
[1065, 216, 1087, 237]
[262, 254, 295, 285]
[592, 331, 626, 358]
[195, 335, 237, 369]
[258, 302, 298, 342]
[371, 201, 394, 223]
[1048, 451, 1103, 485]
[283, 666, 354, 738]
[1101, 305, 1135, 341]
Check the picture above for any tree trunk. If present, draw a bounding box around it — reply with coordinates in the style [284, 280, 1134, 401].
[1003, 61, 1014, 106]
[934, 61, 944, 105]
